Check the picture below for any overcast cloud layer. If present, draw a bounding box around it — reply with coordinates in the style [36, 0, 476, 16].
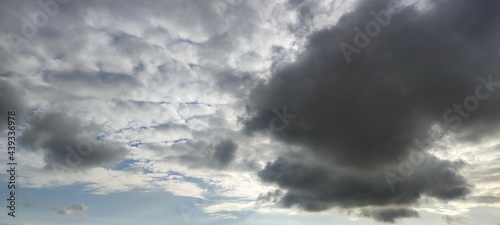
[1, 0, 499, 224]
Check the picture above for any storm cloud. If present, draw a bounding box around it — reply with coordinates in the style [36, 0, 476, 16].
[245, 0, 500, 220]
[360, 207, 419, 223]
[0, 79, 25, 129]
[20, 112, 128, 170]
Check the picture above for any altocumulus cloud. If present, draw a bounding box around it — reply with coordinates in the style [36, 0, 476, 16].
[164, 138, 239, 170]
[2, 71, 128, 171]
[245, 0, 500, 222]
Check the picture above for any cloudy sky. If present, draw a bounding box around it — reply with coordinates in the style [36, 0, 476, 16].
[1, 0, 500, 224]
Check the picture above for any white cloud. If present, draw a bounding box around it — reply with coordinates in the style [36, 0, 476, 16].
[58, 204, 89, 215]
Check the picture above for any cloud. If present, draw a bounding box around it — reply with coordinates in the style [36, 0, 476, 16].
[244, 0, 500, 221]
[164, 138, 240, 170]
[213, 69, 259, 98]
[42, 70, 142, 98]
[213, 139, 238, 167]
[442, 215, 468, 225]
[256, 189, 284, 205]
[0, 79, 25, 129]
[257, 156, 469, 210]
[360, 207, 419, 223]
[20, 112, 128, 170]
[58, 204, 89, 215]
[1, 0, 498, 223]
[468, 195, 500, 204]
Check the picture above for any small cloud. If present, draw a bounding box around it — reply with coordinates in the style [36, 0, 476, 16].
[469, 195, 500, 204]
[256, 189, 284, 206]
[442, 215, 468, 225]
[58, 204, 89, 215]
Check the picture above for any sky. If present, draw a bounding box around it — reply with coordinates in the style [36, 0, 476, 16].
[0, 0, 500, 224]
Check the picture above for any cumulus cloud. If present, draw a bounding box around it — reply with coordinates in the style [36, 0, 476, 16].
[245, 0, 500, 221]
[58, 204, 89, 215]
[20, 112, 128, 170]
[257, 156, 469, 210]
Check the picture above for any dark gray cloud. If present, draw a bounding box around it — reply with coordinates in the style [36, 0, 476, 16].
[360, 207, 419, 223]
[258, 156, 469, 210]
[245, 0, 500, 220]
[0, 79, 25, 129]
[213, 139, 238, 167]
[20, 112, 128, 170]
